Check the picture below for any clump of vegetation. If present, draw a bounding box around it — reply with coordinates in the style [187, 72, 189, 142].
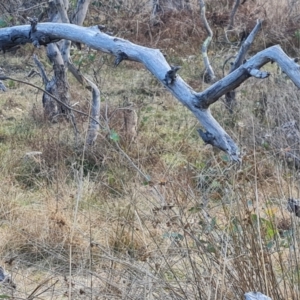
[1, 0, 300, 299]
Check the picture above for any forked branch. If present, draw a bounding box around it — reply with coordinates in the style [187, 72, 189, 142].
[225, 20, 263, 111]
[1, 23, 300, 161]
[0, 74, 102, 127]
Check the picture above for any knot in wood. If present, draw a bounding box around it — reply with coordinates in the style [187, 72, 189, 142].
[164, 65, 181, 86]
[114, 51, 128, 67]
[197, 128, 215, 144]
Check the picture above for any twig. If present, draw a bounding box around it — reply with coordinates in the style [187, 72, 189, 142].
[222, 55, 236, 77]
[224, 19, 263, 112]
[227, 0, 240, 30]
[199, 0, 216, 83]
[0, 75, 104, 129]
[27, 277, 58, 299]
[33, 54, 49, 84]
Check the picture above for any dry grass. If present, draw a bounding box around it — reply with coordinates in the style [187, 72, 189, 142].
[1, 0, 300, 299]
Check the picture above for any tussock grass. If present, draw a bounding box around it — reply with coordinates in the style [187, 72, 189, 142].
[1, 0, 300, 299]
[1, 58, 300, 298]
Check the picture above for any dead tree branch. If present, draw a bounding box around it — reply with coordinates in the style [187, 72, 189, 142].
[0, 80, 6, 91]
[33, 54, 49, 84]
[225, 20, 262, 112]
[227, 0, 240, 30]
[244, 292, 272, 300]
[84, 77, 100, 145]
[38, 0, 99, 145]
[0, 74, 102, 128]
[37, 1, 71, 119]
[57, 0, 99, 146]
[71, 0, 91, 25]
[1, 23, 300, 161]
[199, 0, 216, 83]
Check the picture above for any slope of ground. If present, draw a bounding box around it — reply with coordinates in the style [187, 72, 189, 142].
[1, 1, 300, 299]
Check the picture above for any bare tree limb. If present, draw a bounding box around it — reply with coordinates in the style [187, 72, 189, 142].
[1, 23, 300, 161]
[244, 292, 272, 300]
[225, 20, 262, 112]
[0, 80, 7, 91]
[71, 0, 91, 25]
[33, 54, 49, 84]
[227, 0, 240, 30]
[54, 0, 70, 23]
[84, 77, 100, 145]
[195, 45, 300, 107]
[54, 0, 99, 145]
[36, 2, 71, 118]
[231, 20, 263, 72]
[33, 52, 59, 118]
[46, 42, 70, 116]
[198, 0, 216, 83]
[36, 0, 99, 145]
[0, 74, 102, 128]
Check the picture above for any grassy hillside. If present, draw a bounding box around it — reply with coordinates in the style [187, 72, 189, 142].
[1, 0, 300, 299]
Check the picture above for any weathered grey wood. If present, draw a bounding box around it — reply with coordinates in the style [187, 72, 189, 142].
[287, 198, 300, 217]
[231, 20, 263, 72]
[54, 0, 69, 23]
[44, 0, 92, 118]
[199, 0, 216, 83]
[244, 291, 272, 300]
[33, 54, 49, 85]
[225, 20, 262, 112]
[0, 60, 6, 91]
[85, 77, 100, 145]
[0, 80, 6, 91]
[227, 0, 240, 30]
[71, 0, 91, 26]
[0, 266, 5, 282]
[1, 23, 300, 160]
[248, 68, 270, 78]
[33, 53, 59, 119]
[34, 0, 96, 146]
[33, 1, 71, 120]
[58, 0, 99, 146]
[197, 45, 300, 108]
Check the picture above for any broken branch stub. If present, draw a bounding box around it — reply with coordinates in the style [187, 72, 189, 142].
[164, 65, 181, 86]
[1, 23, 300, 161]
